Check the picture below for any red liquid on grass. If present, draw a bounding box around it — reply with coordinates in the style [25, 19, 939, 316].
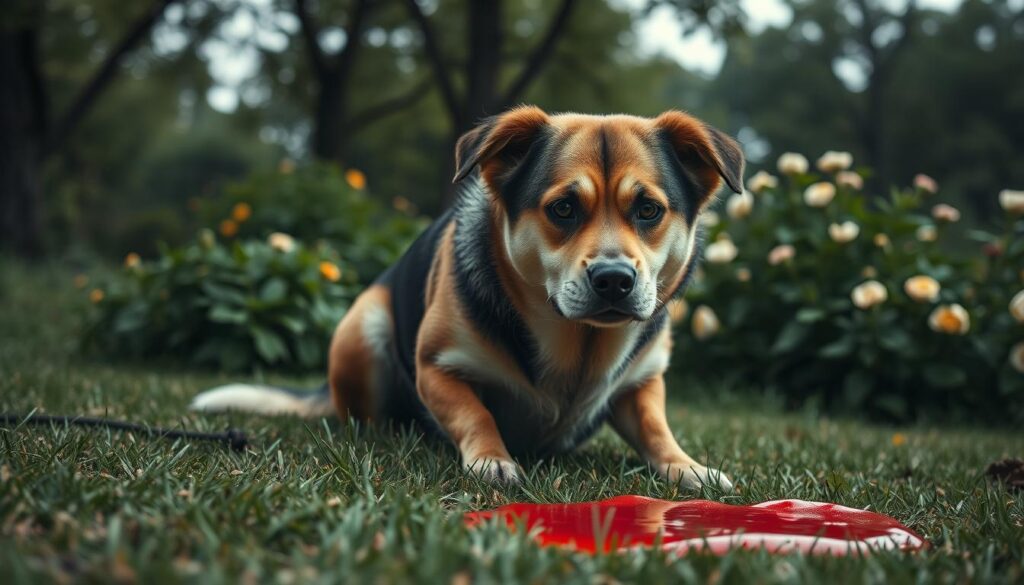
[465, 496, 925, 555]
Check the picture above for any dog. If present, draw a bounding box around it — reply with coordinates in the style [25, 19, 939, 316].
[192, 106, 744, 489]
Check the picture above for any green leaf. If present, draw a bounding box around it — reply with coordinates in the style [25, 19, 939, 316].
[923, 363, 968, 388]
[819, 335, 855, 358]
[796, 308, 826, 323]
[260, 278, 288, 303]
[771, 321, 810, 354]
[251, 325, 289, 364]
[209, 305, 248, 324]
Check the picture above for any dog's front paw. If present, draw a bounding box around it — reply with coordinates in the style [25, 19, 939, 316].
[465, 457, 521, 484]
[657, 462, 734, 492]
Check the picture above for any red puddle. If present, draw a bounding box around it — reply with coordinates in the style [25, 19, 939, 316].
[465, 496, 926, 555]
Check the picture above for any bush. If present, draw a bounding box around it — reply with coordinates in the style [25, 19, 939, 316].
[198, 162, 427, 286]
[83, 232, 359, 372]
[674, 154, 1024, 424]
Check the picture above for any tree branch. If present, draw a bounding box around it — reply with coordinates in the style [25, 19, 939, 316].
[501, 0, 578, 107]
[334, 0, 371, 74]
[294, 0, 327, 76]
[347, 77, 433, 133]
[403, 0, 462, 122]
[43, 0, 180, 158]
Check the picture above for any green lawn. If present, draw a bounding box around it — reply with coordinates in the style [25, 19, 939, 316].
[2, 263, 1022, 584]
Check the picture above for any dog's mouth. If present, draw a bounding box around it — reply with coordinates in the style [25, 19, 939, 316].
[582, 307, 637, 325]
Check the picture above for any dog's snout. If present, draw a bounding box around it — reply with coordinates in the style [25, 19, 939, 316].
[587, 262, 636, 302]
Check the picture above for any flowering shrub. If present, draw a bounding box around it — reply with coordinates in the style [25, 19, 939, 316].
[675, 152, 1024, 423]
[198, 162, 427, 286]
[83, 232, 358, 372]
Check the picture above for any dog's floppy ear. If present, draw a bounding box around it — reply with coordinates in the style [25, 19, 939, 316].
[655, 111, 745, 204]
[453, 106, 550, 184]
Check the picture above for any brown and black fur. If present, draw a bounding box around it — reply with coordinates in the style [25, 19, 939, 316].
[192, 107, 744, 487]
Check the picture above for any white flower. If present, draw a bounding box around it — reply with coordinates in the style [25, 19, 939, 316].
[851, 280, 888, 309]
[267, 232, 296, 253]
[692, 306, 720, 340]
[873, 233, 890, 248]
[803, 182, 836, 207]
[836, 171, 864, 190]
[816, 151, 853, 173]
[999, 189, 1024, 214]
[700, 210, 720, 228]
[932, 204, 961, 223]
[916, 225, 937, 242]
[726, 190, 754, 219]
[705, 237, 738, 264]
[904, 275, 941, 303]
[1010, 342, 1024, 374]
[1010, 289, 1024, 323]
[914, 174, 938, 194]
[747, 170, 778, 193]
[667, 298, 688, 324]
[777, 152, 809, 175]
[828, 221, 860, 244]
[768, 244, 795, 266]
[928, 304, 970, 335]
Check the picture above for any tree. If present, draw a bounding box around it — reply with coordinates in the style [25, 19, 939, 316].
[1, 0, 182, 256]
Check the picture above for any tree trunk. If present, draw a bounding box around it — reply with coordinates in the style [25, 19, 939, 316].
[312, 69, 351, 163]
[0, 28, 45, 256]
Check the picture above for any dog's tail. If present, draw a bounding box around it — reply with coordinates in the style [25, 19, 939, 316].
[189, 383, 334, 418]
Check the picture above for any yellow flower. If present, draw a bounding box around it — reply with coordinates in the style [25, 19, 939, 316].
[836, 171, 864, 190]
[726, 190, 754, 219]
[828, 221, 860, 244]
[851, 280, 888, 309]
[199, 228, 216, 249]
[1010, 342, 1024, 374]
[999, 189, 1024, 215]
[705, 236, 738, 264]
[891, 433, 907, 447]
[231, 202, 252, 222]
[913, 174, 938, 194]
[219, 219, 239, 237]
[691, 305, 720, 340]
[319, 261, 342, 282]
[916, 225, 937, 242]
[928, 304, 970, 335]
[816, 150, 853, 173]
[768, 244, 795, 266]
[667, 298, 688, 324]
[268, 232, 296, 253]
[89, 289, 105, 304]
[1009, 289, 1024, 323]
[746, 170, 778, 193]
[904, 275, 941, 303]
[803, 182, 836, 207]
[73, 274, 89, 289]
[777, 152, 809, 175]
[345, 169, 367, 190]
[931, 203, 960, 223]
[124, 252, 141, 268]
[873, 233, 891, 248]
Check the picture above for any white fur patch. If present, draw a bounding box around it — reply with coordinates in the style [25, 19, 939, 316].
[189, 384, 331, 417]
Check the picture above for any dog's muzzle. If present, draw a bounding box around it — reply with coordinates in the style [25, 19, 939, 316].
[583, 261, 642, 323]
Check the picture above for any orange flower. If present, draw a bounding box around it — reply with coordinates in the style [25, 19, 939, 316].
[345, 169, 367, 190]
[891, 433, 907, 447]
[278, 158, 296, 174]
[73, 274, 89, 289]
[219, 219, 239, 237]
[124, 252, 141, 268]
[89, 289, 105, 304]
[231, 202, 252, 222]
[319, 261, 342, 282]
[392, 196, 413, 214]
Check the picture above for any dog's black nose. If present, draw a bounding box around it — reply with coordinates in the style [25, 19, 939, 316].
[588, 262, 636, 302]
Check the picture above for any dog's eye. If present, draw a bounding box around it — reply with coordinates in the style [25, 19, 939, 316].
[637, 202, 663, 222]
[549, 199, 576, 220]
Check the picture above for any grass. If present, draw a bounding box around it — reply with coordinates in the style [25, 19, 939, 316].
[1, 262, 1022, 584]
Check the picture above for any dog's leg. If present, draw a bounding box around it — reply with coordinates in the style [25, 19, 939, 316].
[610, 376, 733, 491]
[417, 364, 519, 484]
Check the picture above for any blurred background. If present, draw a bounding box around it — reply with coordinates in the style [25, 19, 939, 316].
[3, 0, 1023, 424]
[4, 0, 1022, 257]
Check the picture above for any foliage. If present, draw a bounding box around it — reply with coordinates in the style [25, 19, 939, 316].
[83, 232, 359, 372]
[198, 163, 427, 286]
[675, 158, 1024, 424]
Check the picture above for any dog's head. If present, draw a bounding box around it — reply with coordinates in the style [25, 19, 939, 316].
[454, 106, 744, 327]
